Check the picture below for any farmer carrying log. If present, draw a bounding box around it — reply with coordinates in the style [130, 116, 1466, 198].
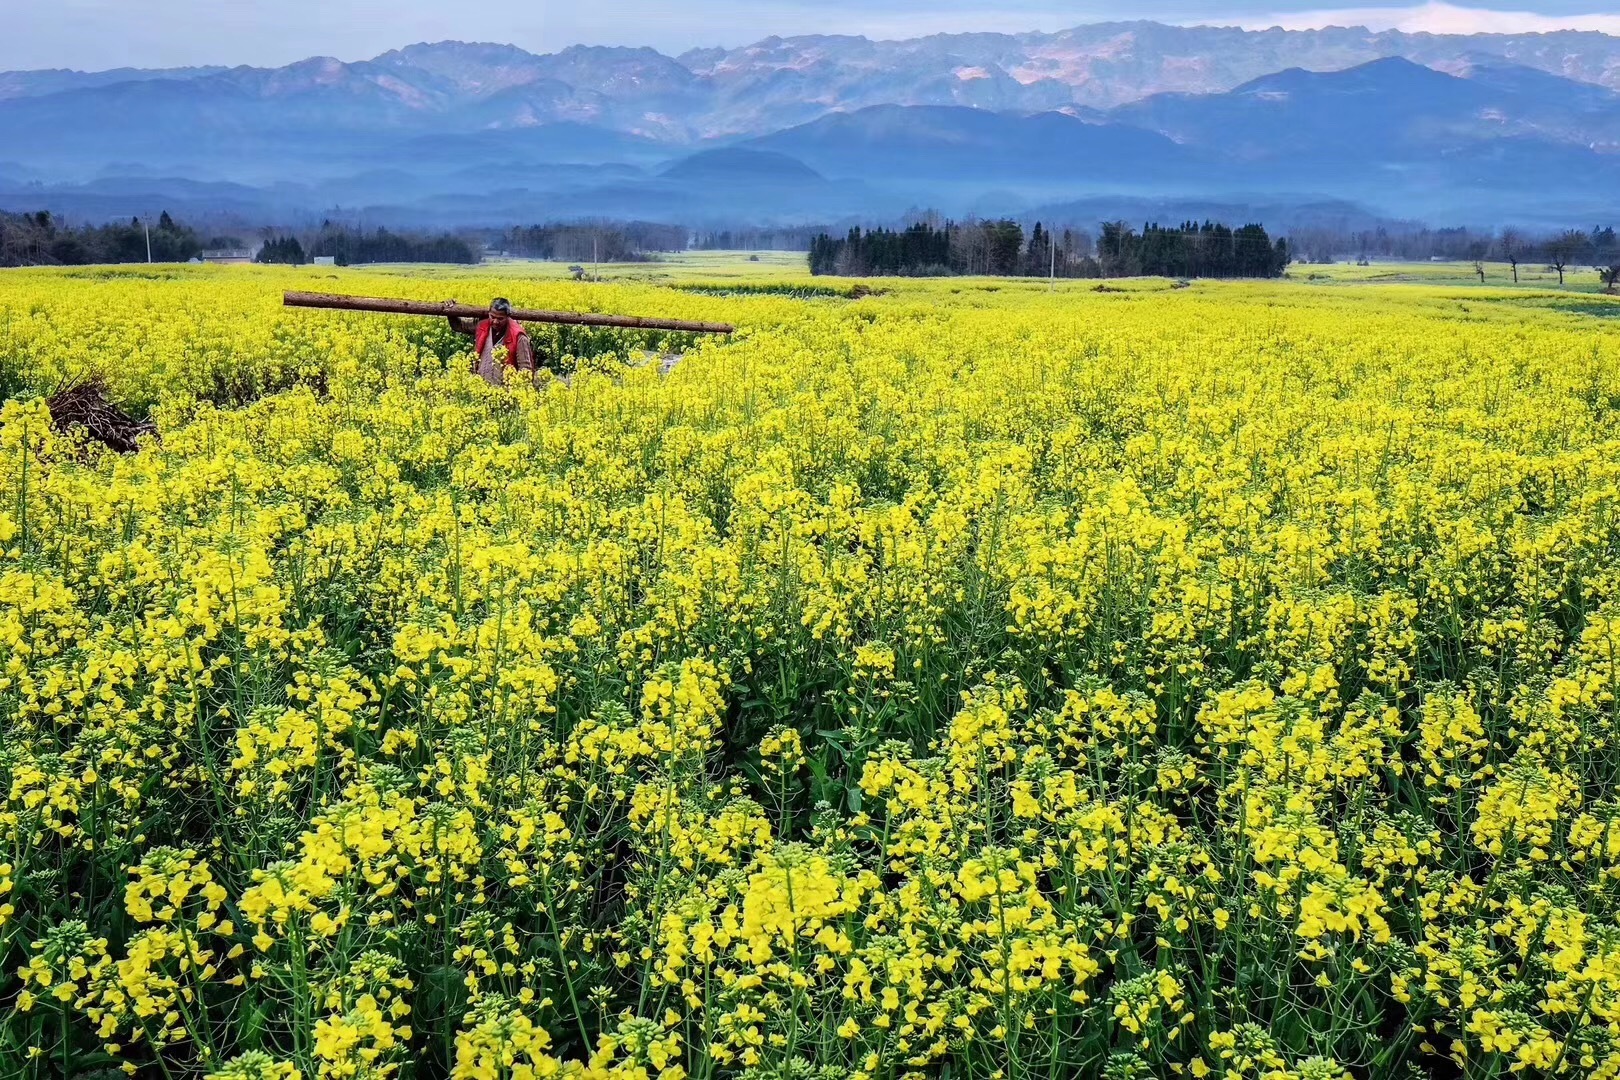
[446, 297, 535, 385]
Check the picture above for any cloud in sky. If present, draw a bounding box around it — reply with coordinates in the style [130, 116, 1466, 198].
[1240, 1, 1620, 33]
[2, 1, 1618, 71]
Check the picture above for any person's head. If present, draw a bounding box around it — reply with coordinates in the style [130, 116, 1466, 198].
[489, 297, 512, 327]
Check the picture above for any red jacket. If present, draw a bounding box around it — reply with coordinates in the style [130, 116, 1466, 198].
[474, 317, 529, 363]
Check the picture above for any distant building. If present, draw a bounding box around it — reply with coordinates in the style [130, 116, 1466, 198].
[313, 256, 337, 266]
[200, 248, 255, 264]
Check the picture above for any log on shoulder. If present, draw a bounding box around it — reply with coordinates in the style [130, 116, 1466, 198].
[283, 291, 735, 335]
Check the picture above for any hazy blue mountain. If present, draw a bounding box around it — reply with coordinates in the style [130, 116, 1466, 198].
[403, 124, 674, 171]
[1450, 58, 1620, 150]
[746, 105, 1197, 185]
[2, 23, 1619, 226]
[1093, 56, 1617, 218]
[681, 23, 1620, 115]
[369, 41, 555, 97]
[1, 147, 856, 230]
[0, 176, 302, 225]
[740, 59, 1616, 221]
[381, 151, 865, 227]
[16, 22, 1620, 118]
[6, 22, 1619, 154]
[0, 65, 227, 101]
[1111, 57, 1620, 159]
[659, 148, 824, 183]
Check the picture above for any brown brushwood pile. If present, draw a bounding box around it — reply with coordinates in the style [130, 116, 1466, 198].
[46, 375, 157, 453]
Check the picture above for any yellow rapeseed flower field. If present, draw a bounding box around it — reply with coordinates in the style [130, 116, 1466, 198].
[3, 263, 1620, 1080]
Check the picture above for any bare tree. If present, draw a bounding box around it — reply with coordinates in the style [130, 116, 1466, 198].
[1473, 260, 1486, 283]
[1546, 229, 1589, 287]
[1602, 263, 1620, 294]
[1498, 227, 1523, 284]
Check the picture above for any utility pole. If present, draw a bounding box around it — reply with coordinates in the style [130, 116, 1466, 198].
[1049, 232, 1056, 290]
[144, 215, 152, 263]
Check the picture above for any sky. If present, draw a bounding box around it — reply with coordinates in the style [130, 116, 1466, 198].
[5, 0, 1620, 72]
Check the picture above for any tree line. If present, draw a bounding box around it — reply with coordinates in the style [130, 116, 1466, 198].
[6, 206, 1613, 288]
[810, 219, 1288, 279]
[1289, 223, 1619, 285]
[1097, 221, 1290, 279]
[692, 226, 827, 251]
[0, 211, 212, 267]
[258, 222, 480, 266]
[1529, 227, 1619, 287]
[0, 210, 484, 268]
[498, 222, 687, 262]
[809, 221, 1092, 277]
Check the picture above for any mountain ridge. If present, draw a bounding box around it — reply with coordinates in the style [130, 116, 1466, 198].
[2, 23, 1619, 227]
[5, 22, 1618, 112]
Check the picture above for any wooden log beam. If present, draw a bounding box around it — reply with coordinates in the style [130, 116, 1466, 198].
[283, 291, 735, 335]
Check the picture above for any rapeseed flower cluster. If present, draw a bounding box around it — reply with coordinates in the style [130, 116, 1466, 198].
[1, 264, 1619, 1079]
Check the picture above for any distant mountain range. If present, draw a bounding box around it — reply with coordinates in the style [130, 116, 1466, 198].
[2, 21, 1619, 229]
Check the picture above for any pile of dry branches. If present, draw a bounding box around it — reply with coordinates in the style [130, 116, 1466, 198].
[46, 375, 156, 453]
